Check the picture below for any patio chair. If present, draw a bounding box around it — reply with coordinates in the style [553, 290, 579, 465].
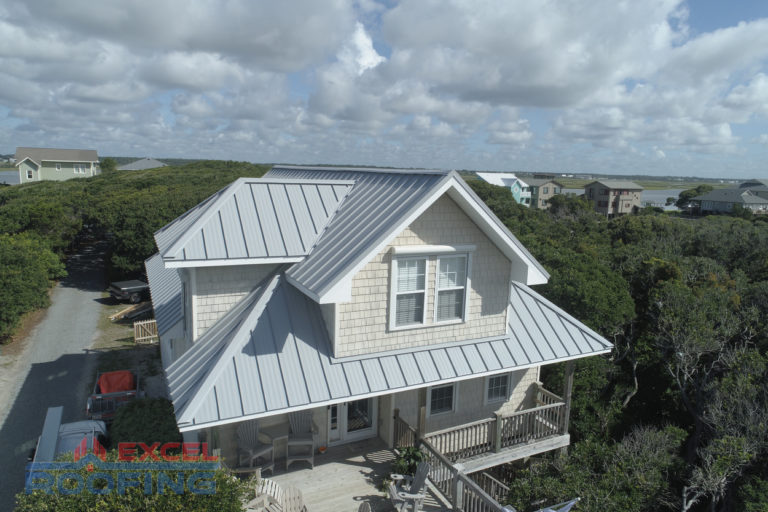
[388, 461, 430, 512]
[237, 419, 274, 474]
[286, 411, 316, 469]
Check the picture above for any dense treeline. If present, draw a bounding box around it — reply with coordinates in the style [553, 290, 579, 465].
[0, 161, 268, 342]
[468, 181, 768, 512]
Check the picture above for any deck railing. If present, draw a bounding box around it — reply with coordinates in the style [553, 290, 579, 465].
[393, 413, 418, 450]
[393, 385, 566, 511]
[535, 383, 563, 407]
[420, 437, 510, 512]
[423, 392, 567, 464]
[426, 417, 495, 460]
[498, 402, 566, 449]
[470, 472, 510, 503]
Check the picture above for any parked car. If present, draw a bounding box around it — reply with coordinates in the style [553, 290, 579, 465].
[28, 406, 107, 463]
[86, 369, 142, 422]
[108, 280, 150, 304]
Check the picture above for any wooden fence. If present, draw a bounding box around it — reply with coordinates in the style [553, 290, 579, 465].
[133, 319, 158, 344]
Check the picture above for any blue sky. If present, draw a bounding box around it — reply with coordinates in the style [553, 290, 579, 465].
[1, 0, 768, 178]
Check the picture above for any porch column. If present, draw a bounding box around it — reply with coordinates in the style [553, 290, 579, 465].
[417, 388, 427, 441]
[562, 361, 575, 434]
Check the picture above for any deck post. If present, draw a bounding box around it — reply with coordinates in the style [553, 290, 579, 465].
[417, 388, 427, 442]
[562, 361, 575, 434]
[559, 361, 575, 457]
[417, 406, 427, 443]
[452, 464, 464, 510]
[493, 412, 502, 453]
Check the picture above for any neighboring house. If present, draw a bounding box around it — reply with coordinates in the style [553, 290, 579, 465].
[694, 188, 768, 214]
[146, 166, 612, 478]
[738, 179, 768, 200]
[14, 147, 100, 183]
[525, 176, 564, 209]
[584, 180, 643, 217]
[476, 172, 531, 206]
[118, 157, 168, 171]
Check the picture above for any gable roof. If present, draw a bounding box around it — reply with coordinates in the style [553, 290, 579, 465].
[154, 177, 354, 267]
[166, 273, 612, 431]
[525, 178, 564, 187]
[14, 147, 99, 166]
[475, 172, 527, 188]
[585, 180, 643, 190]
[694, 188, 768, 204]
[118, 158, 167, 171]
[267, 166, 549, 302]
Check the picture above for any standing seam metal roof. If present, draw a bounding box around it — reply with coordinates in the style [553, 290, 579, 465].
[267, 166, 548, 299]
[154, 177, 353, 263]
[144, 254, 183, 337]
[167, 274, 612, 429]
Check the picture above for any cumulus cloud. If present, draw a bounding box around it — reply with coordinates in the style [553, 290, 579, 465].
[1, 0, 767, 176]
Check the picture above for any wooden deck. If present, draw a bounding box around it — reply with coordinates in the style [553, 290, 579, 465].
[266, 438, 450, 512]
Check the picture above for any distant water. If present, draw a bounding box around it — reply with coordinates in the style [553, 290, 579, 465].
[0, 170, 19, 185]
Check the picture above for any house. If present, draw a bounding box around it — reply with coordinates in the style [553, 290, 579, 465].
[145, 166, 612, 484]
[14, 147, 100, 183]
[476, 172, 531, 206]
[584, 180, 643, 217]
[525, 175, 564, 210]
[693, 188, 768, 214]
[738, 179, 768, 200]
[118, 157, 168, 171]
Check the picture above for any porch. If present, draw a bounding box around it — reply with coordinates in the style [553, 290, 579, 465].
[419, 384, 570, 473]
[265, 438, 450, 512]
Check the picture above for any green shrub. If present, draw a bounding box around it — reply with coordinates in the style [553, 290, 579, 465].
[15, 449, 250, 512]
[109, 398, 182, 448]
[392, 446, 424, 475]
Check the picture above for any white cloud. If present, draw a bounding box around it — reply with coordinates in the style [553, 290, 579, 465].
[1, 0, 767, 177]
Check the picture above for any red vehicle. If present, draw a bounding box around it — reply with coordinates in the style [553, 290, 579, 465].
[86, 370, 142, 422]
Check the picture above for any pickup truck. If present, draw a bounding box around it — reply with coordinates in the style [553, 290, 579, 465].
[108, 280, 149, 304]
[86, 369, 142, 422]
[28, 406, 107, 463]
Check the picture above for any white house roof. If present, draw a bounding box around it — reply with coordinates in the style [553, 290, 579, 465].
[154, 177, 354, 267]
[267, 166, 549, 302]
[118, 158, 167, 171]
[14, 147, 99, 166]
[475, 172, 525, 188]
[144, 254, 183, 337]
[166, 273, 612, 431]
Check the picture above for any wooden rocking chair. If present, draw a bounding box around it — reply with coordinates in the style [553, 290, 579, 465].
[388, 461, 430, 512]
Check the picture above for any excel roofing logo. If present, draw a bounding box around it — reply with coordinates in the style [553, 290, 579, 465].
[26, 440, 219, 495]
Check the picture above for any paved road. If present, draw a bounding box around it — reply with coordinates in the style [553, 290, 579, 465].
[0, 242, 107, 511]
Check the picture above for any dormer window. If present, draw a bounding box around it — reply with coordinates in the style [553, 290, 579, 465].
[389, 245, 474, 331]
[435, 255, 467, 323]
[394, 258, 427, 327]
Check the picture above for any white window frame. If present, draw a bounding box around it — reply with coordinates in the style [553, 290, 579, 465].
[433, 253, 472, 325]
[484, 373, 511, 405]
[389, 257, 428, 330]
[389, 245, 475, 331]
[26, 169, 33, 180]
[55, 163, 61, 171]
[428, 383, 457, 416]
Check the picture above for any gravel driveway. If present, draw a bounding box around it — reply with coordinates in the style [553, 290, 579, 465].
[0, 241, 107, 511]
